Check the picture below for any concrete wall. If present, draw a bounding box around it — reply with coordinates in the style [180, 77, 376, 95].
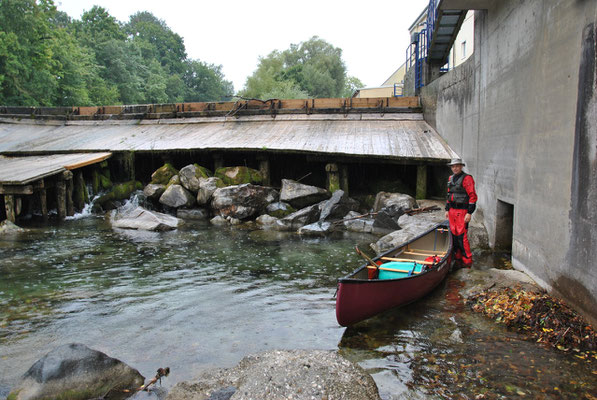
[421, 0, 597, 323]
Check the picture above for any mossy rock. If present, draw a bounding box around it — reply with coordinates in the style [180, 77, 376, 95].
[101, 168, 110, 180]
[95, 180, 142, 207]
[100, 174, 112, 190]
[151, 163, 179, 185]
[215, 166, 263, 186]
[193, 164, 212, 179]
[167, 174, 181, 188]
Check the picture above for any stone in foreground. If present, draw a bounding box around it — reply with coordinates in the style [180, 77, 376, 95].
[111, 206, 180, 231]
[166, 350, 380, 400]
[8, 343, 144, 400]
[159, 184, 196, 208]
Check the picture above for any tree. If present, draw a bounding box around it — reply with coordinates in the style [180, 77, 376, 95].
[241, 36, 355, 100]
[342, 76, 364, 97]
[126, 12, 186, 75]
[183, 60, 234, 102]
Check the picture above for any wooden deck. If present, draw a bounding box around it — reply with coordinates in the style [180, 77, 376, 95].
[0, 153, 112, 185]
[0, 113, 457, 162]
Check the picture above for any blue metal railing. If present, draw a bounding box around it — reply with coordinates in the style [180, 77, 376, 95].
[393, 83, 403, 97]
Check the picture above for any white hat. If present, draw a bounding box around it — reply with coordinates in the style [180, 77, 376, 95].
[448, 158, 465, 166]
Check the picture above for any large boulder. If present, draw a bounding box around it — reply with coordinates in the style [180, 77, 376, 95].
[143, 183, 166, 201]
[179, 164, 212, 193]
[280, 203, 321, 230]
[110, 205, 180, 231]
[343, 211, 376, 234]
[373, 192, 417, 212]
[150, 163, 178, 185]
[196, 177, 225, 206]
[319, 190, 359, 221]
[8, 343, 144, 400]
[166, 350, 380, 400]
[159, 184, 196, 208]
[215, 166, 263, 186]
[211, 184, 278, 220]
[279, 179, 331, 209]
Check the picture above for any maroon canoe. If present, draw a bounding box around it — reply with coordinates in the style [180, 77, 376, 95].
[336, 222, 452, 326]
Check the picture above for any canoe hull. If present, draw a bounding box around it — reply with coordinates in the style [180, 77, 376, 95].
[336, 223, 452, 326]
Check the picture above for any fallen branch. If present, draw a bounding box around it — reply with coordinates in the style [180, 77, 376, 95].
[138, 367, 170, 392]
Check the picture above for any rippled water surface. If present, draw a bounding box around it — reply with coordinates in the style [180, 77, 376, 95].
[1, 217, 595, 399]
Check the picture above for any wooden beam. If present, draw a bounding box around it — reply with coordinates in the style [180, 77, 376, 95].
[0, 184, 33, 195]
[380, 257, 434, 265]
[39, 186, 48, 221]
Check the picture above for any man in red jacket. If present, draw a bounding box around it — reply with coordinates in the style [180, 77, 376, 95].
[444, 158, 478, 268]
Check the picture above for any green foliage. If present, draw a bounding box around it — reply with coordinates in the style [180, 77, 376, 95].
[0, 0, 233, 106]
[241, 36, 359, 100]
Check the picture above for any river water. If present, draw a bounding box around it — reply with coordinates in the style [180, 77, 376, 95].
[1, 215, 595, 399]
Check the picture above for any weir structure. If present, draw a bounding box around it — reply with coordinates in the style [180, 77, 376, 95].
[0, 96, 458, 223]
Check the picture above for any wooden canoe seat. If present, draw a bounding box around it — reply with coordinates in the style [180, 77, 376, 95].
[403, 250, 446, 257]
[380, 257, 434, 265]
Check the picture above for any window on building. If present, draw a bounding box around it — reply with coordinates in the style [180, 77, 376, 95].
[461, 41, 467, 59]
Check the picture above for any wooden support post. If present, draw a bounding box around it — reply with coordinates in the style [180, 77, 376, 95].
[73, 171, 86, 211]
[113, 151, 135, 181]
[340, 164, 349, 195]
[4, 195, 16, 222]
[64, 171, 74, 217]
[416, 165, 427, 200]
[213, 153, 224, 171]
[56, 180, 67, 220]
[257, 155, 271, 186]
[325, 163, 340, 193]
[39, 183, 48, 221]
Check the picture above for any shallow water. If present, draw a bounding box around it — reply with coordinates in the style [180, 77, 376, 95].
[1, 217, 595, 399]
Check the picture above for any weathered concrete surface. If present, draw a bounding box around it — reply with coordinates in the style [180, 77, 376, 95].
[166, 350, 380, 400]
[420, 1, 597, 323]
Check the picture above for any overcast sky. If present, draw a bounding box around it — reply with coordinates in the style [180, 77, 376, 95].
[55, 0, 428, 92]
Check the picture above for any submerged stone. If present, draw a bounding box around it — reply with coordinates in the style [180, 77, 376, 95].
[0, 220, 25, 234]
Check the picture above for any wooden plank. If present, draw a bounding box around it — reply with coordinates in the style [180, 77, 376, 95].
[380, 257, 434, 265]
[62, 153, 112, 170]
[77, 107, 100, 116]
[0, 184, 33, 195]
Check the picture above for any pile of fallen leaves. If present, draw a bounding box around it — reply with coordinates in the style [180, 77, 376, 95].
[466, 286, 597, 360]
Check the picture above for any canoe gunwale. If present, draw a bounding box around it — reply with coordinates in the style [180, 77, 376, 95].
[337, 221, 451, 284]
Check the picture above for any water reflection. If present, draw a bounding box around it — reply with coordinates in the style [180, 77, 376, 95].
[1, 218, 595, 399]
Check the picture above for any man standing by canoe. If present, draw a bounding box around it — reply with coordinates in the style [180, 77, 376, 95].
[445, 158, 477, 268]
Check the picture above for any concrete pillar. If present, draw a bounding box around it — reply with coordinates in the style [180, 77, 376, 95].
[56, 180, 66, 220]
[4, 195, 16, 222]
[213, 153, 224, 171]
[257, 156, 271, 186]
[416, 165, 428, 200]
[340, 164, 349, 195]
[325, 163, 340, 193]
